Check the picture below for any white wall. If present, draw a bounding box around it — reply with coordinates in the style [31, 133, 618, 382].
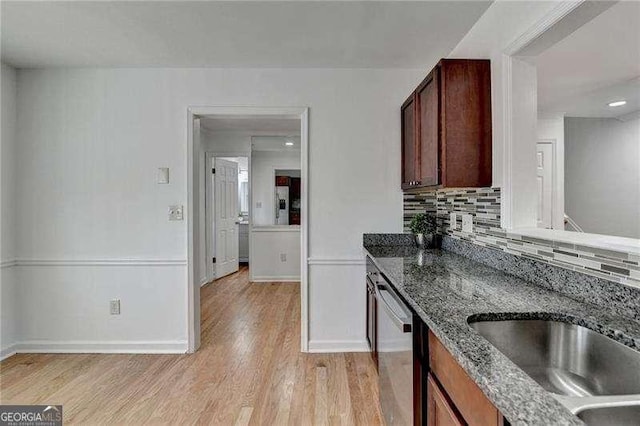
[12, 67, 422, 353]
[537, 116, 565, 229]
[449, 0, 567, 229]
[251, 228, 301, 281]
[201, 129, 251, 155]
[565, 117, 640, 238]
[252, 150, 301, 226]
[1, 63, 18, 358]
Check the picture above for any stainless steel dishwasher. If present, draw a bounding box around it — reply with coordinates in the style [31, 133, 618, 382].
[377, 274, 413, 425]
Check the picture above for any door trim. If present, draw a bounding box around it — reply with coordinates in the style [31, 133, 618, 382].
[187, 106, 310, 353]
[536, 139, 557, 230]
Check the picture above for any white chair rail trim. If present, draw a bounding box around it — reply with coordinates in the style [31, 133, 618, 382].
[307, 257, 365, 265]
[2, 258, 187, 267]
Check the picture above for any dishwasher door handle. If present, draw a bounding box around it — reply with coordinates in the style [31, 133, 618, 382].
[376, 284, 412, 333]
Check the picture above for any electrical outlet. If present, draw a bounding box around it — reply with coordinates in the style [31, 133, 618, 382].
[256, 202, 262, 208]
[280, 253, 287, 262]
[462, 214, 474, 233]
[110, 299, 121, 315]
[449, 213, 458, 230]
[168, 205, 183, 221]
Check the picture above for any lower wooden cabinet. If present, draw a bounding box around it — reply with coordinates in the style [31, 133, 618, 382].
[427, 330, 503, 426]
[364, 260, 506, 425]
[413, 318, 505, 426]
[427, 373, 464, 426]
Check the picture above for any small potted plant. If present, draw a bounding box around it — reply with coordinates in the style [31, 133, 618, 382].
[409, 213, 437, 248]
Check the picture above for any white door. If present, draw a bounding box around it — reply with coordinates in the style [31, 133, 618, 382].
[214, 158, 239, 278]
[536, 142, 553, 229]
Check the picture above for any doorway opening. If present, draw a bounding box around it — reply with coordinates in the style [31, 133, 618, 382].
[187, 107, 309, 353]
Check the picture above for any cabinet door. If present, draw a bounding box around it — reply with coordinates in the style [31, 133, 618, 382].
[438, 59, 492, 188]
[401, 93, 417, 189]
[417, 69, 440, 187]
[427, 374, 464, 426]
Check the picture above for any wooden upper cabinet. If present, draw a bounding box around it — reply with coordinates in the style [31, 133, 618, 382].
[401, 94, 417, 190]
[417, 68, 440, 187]
[402, 59, 492, 191]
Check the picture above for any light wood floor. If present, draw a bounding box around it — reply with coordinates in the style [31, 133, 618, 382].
[0, 267, 383, 425]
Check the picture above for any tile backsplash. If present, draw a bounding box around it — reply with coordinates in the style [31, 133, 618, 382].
[403, 187, 640, 288]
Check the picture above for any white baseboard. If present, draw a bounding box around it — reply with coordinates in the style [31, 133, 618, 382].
[307, 339, 370, 353]
[1, 343, 19, 361]
[251, 275, 300, 282]
[1, 340, 188, 360]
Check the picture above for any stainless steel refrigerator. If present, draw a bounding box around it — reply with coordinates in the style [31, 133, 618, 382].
[275, 186, 289, 225]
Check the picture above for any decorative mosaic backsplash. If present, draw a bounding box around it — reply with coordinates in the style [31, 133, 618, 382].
[403, 188, 640, 288]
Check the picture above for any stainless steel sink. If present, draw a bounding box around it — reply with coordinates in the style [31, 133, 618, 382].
[469, 319, 640, 418]
[469, 319, 640, 396]
[577, 405, 640, 426]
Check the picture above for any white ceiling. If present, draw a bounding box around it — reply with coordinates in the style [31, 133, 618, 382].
[536, 1, 640, 118]
[252, 136, 301, 152]
[0, 1, 491, 68]
[200, 116, 300, 133]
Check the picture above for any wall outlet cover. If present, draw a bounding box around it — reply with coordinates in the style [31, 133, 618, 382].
[280, 253, 287, 262]
[110, 299, 121, 315]
[168, 205, 183, 221]
[449, 213, 458, 230]
[462, 214, 474, 233]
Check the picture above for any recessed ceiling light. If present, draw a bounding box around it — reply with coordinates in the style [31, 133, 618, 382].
[285, 141, 294, 146]
[608, 100, 627, 107]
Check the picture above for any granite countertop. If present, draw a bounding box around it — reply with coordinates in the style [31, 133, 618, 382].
[363, 243, 640, 426]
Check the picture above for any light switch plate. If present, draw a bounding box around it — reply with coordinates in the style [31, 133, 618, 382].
[157, 167, 170, 184]
[449, 213, 458, 230]
[169, 205, 183, 221]
[462, 214, 473, 233]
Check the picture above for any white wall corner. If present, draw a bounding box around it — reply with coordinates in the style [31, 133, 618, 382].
[0, 343, 19, 361]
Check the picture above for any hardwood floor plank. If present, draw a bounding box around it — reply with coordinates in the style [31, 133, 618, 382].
[314, 364, 329, 425]
[234, 406, 254, 426]
[0, 267, 382, 425]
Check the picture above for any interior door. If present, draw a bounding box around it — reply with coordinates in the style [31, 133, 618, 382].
[214, 158, 239, 278]
[417, 69, 439, 187]
[536, 142, 554, 229]
[401, 94, 417, 189]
